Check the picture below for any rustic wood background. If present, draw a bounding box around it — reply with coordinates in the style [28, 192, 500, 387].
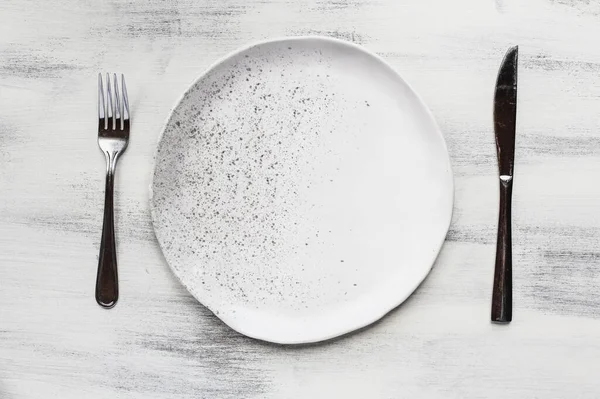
[2, 0, 600, 397]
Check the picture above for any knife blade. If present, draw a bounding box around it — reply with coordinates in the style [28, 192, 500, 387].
[491, 45, 518, 323]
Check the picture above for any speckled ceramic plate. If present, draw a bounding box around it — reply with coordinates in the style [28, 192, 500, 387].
[150, 37, 453, 344]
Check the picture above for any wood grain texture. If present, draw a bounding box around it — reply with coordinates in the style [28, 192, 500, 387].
[2, 0, 600, 397]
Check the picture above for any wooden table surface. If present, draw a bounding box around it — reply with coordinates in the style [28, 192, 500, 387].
[2, 0, 600, 397]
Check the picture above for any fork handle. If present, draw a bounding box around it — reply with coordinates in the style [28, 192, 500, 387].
[491, 176, 513, 323]
[96, 151, 119, 308]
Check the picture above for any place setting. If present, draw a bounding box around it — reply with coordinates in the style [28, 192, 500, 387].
[95, 37, 517, 344]
[10, 0, 600, 395]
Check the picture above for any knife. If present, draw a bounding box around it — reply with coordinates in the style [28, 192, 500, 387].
[491, 46, 518, 323]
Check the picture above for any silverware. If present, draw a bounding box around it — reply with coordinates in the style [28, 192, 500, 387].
[491, 46, 518, 323]
[96, 73, 130, 309]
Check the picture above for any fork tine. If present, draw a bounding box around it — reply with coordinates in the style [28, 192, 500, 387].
[106, 73, 114, 130]
[121, 74, 130, 129]
[98, 73, 105, 130]
[113, 73, 121, 130]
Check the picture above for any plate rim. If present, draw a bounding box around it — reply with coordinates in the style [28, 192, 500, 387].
[149, 35, 455, 344]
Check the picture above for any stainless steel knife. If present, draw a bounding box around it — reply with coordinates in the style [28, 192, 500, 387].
[492, 46, 518, 323]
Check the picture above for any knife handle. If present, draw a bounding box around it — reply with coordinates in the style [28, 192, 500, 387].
[491, 176, 513, 323]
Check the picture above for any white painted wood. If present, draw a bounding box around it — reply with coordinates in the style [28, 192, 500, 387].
[1, 0, 600, 397]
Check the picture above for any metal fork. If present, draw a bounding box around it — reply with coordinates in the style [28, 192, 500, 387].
[96, 73, 130, 309]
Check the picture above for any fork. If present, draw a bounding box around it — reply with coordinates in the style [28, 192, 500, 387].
[96, 73, 130, 308]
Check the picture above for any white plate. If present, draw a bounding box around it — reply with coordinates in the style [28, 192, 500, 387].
[150, 37, 453, 344]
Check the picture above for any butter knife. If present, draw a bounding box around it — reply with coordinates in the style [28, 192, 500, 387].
[492, 46, 518, 323]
